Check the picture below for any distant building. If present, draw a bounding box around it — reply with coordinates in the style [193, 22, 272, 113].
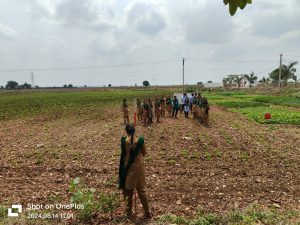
[227, 74, 257, 88]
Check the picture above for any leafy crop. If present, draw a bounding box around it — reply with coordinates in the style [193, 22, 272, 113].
[203, 91, 300, 125]
[0, 89, 171, 120]
[69, 177, 120, 221]
[231, 106, 300, 125]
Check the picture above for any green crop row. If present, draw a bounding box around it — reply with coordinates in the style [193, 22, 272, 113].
[0, 89, 172, 120]
[231, 106, 300, 125]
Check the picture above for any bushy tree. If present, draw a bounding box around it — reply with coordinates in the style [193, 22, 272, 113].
[5, 81, 18, 89]
[68, 84, 73, 88]
[22, 83, 32, 89]
[269, 61, 298, 86]
[143, 80, 150, 87]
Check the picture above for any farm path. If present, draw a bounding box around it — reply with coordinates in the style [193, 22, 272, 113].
[0, 105, 299, 223]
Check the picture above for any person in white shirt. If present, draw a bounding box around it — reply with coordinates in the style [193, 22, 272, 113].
[189, 93, 194, 112]
[181, 93, 187, 114]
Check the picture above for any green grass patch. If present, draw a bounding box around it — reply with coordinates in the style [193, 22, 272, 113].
[253, 96, 300, 108]
[231, 106, 300, 125]
[0, 89, 172, 120]
[157, 205, 299, 225]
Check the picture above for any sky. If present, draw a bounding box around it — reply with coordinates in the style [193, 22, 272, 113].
[0, 0, 299, 87]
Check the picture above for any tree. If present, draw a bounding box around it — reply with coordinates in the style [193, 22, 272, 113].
[233, 76, 243, 88]
[258, 77, 270, 87]
[108, 84, 112, 87]
[269, 61, 298, 86]
[5, 81, 18, 89]
[68, 84, 73, 88]
[63, 84, 67, 88]
[224, 0, 252, 16]
[244, 72, 258, 87]
[207, 81, 213, 83]
[292, 75, 298, 87]
[222, 77, 231, 88]
[0, 86, 4, 89]
[22, 83, 32, 89]
[143, 80, 150, 87]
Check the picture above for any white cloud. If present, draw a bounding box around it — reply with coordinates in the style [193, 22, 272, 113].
[0, 22, 18, 40]
[126, 1, 166, 36]
[0, 0, 299, 86]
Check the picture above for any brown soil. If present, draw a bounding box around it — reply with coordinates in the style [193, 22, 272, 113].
[0, 106, 299, 224]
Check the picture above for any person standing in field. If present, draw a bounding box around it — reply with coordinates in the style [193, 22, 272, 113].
[172, 96, 179, 118]
[166, 97, 172, 117]
[137, 98, 143, 121]
[190, 93, 194, 113]
[122, 99, 129, 124]
[142, 99, 150, 126]
[148, 98, 154, 123]
[192, 94, 198, 119]
[154, 97, 161, 123]
[184, 98, 190, 118]
[160, 97, 166, 118]
[202, 97, 210, 127]
[180, 93, 187, 115]
[119, 124, 151, 219]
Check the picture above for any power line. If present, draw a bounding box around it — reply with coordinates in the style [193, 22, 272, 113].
[255, 64, 278, 76]
[0, 57, 282, 73]
[0, 59, 180, 73]
[284, 54, 300, 58]
[188, 58, 276, 63]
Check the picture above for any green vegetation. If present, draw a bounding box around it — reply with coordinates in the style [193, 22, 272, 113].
[158, 205, 299, 225]
[0, 205, 7, 220]
[0, 89, 171, 120]
[253, 96, 300, 107]
[204, 90, 300, 125]
[69, 177, 120, 221]
[1, 88, 299, 125]
[231, 106, 300, 125]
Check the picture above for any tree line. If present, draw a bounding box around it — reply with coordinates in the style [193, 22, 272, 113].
[1, 80, 151, 90]
[222, 61, 298, 88]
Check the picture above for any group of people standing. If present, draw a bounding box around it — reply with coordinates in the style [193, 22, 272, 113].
[122, 92, 210, 127]
[119, 93, 210, 220]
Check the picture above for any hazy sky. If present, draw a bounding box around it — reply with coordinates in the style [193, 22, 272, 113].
[0, 0, 299, 87]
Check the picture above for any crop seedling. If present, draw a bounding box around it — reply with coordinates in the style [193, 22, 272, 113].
[239, 151, 249, 161]
[168, 159, 176, 165]
[214, 149, 222, 158]
[203, 152, 212, 161]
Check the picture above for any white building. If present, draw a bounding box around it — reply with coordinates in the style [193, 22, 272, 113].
[227, 74, 258, 88]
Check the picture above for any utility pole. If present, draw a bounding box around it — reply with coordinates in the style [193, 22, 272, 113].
[279, 53, 282, 88]
[182, 58, 185, 92]
[31, 71, 35, 88]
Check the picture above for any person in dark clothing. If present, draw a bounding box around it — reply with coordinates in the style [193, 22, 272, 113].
[172, 96, 179, 118]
